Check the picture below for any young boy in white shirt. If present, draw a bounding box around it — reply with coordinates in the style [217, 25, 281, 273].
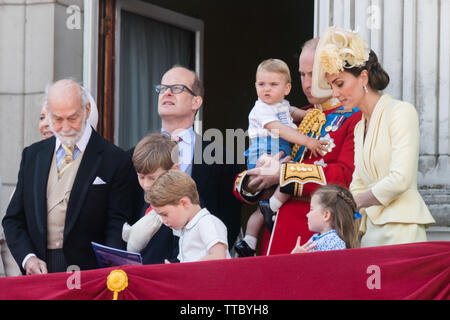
[146, 170, 230, 263]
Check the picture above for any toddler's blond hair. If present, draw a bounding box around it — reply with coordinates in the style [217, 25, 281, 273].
[257, 58, 292, 83]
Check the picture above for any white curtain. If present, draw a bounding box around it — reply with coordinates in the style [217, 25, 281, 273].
[119, 10, 195, 150]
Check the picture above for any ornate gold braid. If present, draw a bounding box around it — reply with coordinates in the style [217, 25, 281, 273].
[290, 109, 327, 162]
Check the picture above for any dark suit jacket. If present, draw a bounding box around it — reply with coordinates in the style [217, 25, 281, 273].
[128, 133, 243, 249]
[191, 137, 243, 248]
[2, 130, 134, 273]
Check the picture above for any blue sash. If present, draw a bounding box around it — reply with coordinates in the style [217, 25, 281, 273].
[293, 107, 359, 162]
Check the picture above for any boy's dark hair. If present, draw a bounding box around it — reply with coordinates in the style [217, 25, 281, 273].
[132, 133, 178, 174]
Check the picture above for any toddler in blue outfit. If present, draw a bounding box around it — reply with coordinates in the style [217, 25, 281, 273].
[245, 59, 326, 169]
[235, 59, 328, 257]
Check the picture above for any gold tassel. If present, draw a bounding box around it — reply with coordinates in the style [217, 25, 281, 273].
[291, 108, 326, 162]
[107, 269, 128, 300]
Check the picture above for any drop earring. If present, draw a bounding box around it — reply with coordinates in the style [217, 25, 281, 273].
[363, 85, 369, 94]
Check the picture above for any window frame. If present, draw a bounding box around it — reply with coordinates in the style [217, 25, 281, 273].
[114, 0, 204, 144]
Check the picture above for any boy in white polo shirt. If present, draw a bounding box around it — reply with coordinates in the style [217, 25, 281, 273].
[146, 170, 230, 263]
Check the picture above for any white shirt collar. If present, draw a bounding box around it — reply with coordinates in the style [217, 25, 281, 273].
[256, 98, 290, 108]
[54, 123, 92, 153]
[178, 127, 194, 144]
[183, 208, 209, 231]
[161, 126, 194, 144]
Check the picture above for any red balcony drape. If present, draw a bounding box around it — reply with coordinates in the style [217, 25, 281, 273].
[0, 242, 448, 300]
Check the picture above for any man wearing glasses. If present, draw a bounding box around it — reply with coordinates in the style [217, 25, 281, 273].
[129, 66, 242, 255]
[155, 68, 204, 175]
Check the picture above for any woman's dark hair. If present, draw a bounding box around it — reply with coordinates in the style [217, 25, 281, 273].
[346, 50, 390, 91]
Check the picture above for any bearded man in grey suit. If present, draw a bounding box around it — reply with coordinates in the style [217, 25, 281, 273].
[3, 79, 134, 274]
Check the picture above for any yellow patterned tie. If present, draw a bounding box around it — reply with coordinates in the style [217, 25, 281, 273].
[58, 144, 75, 179]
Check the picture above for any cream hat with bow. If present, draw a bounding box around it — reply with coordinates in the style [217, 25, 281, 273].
[312, 26, 370, 98]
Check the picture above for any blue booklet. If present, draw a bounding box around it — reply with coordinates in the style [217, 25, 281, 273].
[91, 242, 143, 268]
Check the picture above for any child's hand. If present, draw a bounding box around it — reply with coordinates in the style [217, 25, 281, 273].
[299, 109, 309, 119]
[291, 236, 316, 254]
[306, 138, 329, 158]
[164, 259, 171, 264]
[291, 107, 309, 123]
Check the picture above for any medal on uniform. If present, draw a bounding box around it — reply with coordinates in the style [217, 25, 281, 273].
[332, 116, 345, 132]
[320, 107, 360, 145]
[325, 116, 339, 132]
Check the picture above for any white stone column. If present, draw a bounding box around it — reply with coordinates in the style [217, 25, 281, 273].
[0, 1, 53, 218]
[0, 0, 85, 217]
[83, 0, 99, 102]
[314, 0, 450, 238]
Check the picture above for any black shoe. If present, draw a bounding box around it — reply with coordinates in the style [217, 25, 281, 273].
[234, 240, 256, 257]
[259, 200, 276, 232]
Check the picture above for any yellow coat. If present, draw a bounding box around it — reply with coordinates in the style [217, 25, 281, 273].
[350, 94, 435, 231]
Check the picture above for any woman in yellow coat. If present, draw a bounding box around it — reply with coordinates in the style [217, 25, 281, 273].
[312, 27, 435, 247]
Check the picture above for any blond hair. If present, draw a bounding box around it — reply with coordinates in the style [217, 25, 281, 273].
[145, 170, 200, 206]
[256, 59, 292, 83]
[313, 184, 360, 249]
[132, 133, 178, 174]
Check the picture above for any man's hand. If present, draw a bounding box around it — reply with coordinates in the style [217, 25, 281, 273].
[245, 152, 288, 193]
[25, 256, 48, 275]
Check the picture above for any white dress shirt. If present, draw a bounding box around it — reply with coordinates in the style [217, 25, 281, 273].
[161, 127, 196, 176]
[54, 123, 92, 160]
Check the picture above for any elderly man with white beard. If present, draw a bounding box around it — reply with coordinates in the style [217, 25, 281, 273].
[2, 79, 134, 274]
